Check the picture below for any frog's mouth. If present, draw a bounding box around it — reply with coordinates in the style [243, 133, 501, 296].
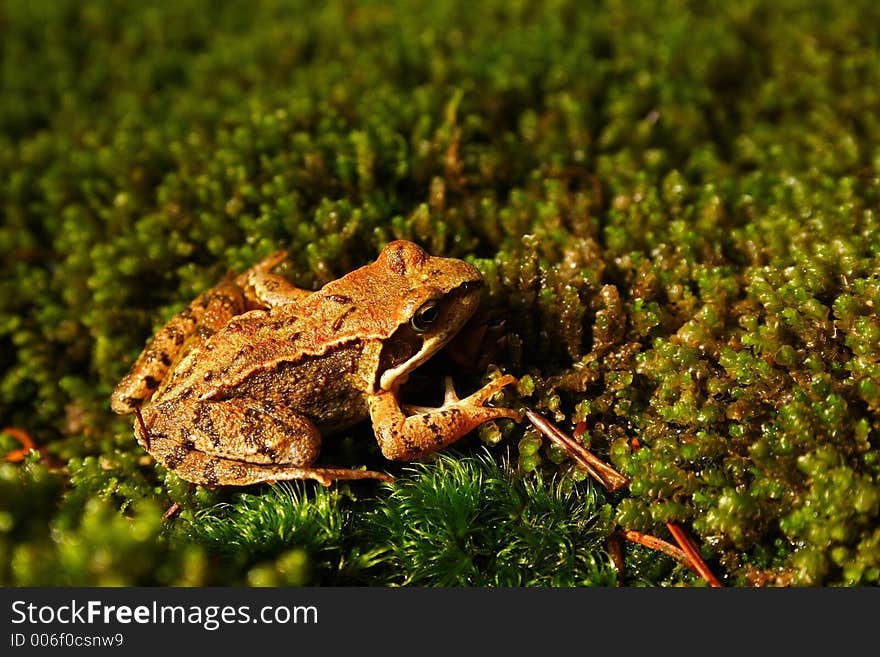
[377, 282, 481, 391]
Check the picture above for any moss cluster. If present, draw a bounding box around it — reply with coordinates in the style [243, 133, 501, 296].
[2, 0, 879, 586]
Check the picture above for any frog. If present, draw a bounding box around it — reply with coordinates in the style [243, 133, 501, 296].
[111, 240, 521, 486]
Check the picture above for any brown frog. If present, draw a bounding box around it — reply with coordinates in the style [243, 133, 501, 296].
[111, 240, 521, 486]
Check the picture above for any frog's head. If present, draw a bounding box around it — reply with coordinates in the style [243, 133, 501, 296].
[375, 241, 484, 392]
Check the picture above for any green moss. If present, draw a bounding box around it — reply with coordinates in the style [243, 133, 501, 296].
[181, 483, 370, 586]
[3, 0, 880, 586]
[360, 453, 618, 586]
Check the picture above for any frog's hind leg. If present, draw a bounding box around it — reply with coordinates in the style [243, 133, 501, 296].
[139, 398, 392, 486]
[111, 278, 249, 414]
[112, 252, 302, 416]
[235, 251, 313, 308]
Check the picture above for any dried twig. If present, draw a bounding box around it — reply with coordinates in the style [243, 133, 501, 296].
[623, 527, 723, 587]
[3, 426, 37, 462]
[525, 411, 629, 491]
[607, 533, 626, 586]
[666, 521, 722, 587]
[522, 412, 722, 585]
[623, 529, 691, 564]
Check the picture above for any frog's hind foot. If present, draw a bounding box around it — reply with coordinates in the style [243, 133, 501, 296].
[265, 466, 395, 486]
[155, 446, 391, 487]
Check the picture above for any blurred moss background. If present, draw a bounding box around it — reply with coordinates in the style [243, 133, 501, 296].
[2, 0, 879, 586]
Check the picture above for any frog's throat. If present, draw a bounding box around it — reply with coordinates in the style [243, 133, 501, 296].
[378, 332, 450, 392]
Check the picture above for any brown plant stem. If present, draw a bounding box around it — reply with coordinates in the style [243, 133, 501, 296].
[3, 426, 37, 462]
[525, 411, 629, 491]
[666, 522, 722, 588]
[622, 529, 691, 565]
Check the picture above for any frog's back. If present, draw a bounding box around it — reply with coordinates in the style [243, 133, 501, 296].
[151, 239, 465, 406]
[152, 294, 383, 402]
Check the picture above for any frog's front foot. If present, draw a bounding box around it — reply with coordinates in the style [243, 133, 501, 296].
[370, 374, 521, 461]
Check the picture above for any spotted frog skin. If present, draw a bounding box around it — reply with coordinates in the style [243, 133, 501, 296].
[111, 241, 521, 486]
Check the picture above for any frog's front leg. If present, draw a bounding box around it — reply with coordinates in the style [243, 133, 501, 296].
[369, 375, 521, 461]
[139, 398, 392, 486]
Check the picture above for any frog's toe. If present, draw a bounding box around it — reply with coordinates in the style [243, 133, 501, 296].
[466, 373, 519, 406]
[443, 376, 460, 404]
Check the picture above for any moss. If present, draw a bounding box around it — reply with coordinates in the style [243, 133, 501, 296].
[3, 0, 880, 586]
[359, 453, 618, 586]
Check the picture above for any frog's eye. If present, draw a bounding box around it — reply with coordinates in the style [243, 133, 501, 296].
[410, 300, 440, 333]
